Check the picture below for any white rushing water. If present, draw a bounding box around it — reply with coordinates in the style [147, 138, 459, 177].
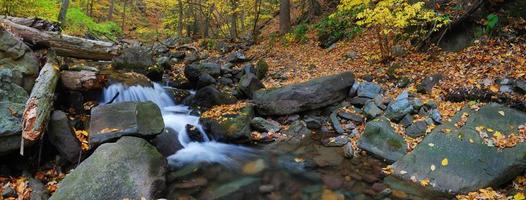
[102, 83, 256, 168]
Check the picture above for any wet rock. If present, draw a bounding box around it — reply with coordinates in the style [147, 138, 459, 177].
[112, 45, 154, 72]
[227, 51, 248, 63]
[218, 77, 234, 86]
[186, 124, 205, 142]
[156, 56, 171, 69]
[48, 111, 82, 163]
[515, 80, 526, 93]
[255, 59, 269, 80]
[428, 109, 442, 124]
[196, 73, 217, 88]
[405, 121, 428, 137]
[357, 82, 383, 99]
[237, 73, 265, 99]
[254, 72, 354, 115]
[242, 159, 266, 175]
[400, 115, 413, 128]
[50, 137, 166, 200]
[259, 185, 274, 193]
[313, 146, 344, 167]
[343, 143, 354, 158]
[348, 82, 360, 97]
[304, 117, 322, 130]
[165, 88, 192, 104]
[385, 91, 413, 122]
[322, 135, 348, 147]
[330, 112, 345, 134]
[417, 74, 443, 94]
[200, 177, 260, 200]
[350, 97, 370, 107]
[2, 183, 15, 198]
[364, 101, 383, 119]
[201, 104, 254, 140]
[282, 120, 312, 144]
[184, 62, 221, 82]
[170, 177, 208, 189]
[250, 117, 281, 133]
[29, 177, 49, 200]
[151, 128, 184, 157]
[358, 117, 407, 162]
[0, 81, 28, 154]
[192, 85, 236, 108]
[0, 29, 39, 92]
[321, 175, 344, 189]
[341, 112, 364, 123]
[391, 104, 526, 194]
[89, 102, 164, 146]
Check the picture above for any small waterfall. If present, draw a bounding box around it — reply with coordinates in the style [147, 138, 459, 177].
[102, 83, 256, 168]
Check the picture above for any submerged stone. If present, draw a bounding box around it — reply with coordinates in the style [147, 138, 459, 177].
[358, 117, 407, 162]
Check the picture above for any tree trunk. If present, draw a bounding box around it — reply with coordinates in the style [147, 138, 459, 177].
[279, 0, 291, 34]
[60, 70, 108, 91]
[0, 19, 120, 60]
[177, 0, 184, 36]
[229, 0, 238, 39]
[58, 0, 70, 25]
[122, 0, 128, 30]
[252, 0, 262, 40]
[108, 0, 115, 20]
[21, 53, 60, 148]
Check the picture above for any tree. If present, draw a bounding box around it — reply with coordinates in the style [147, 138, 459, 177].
[108, 0, 115, 20]
[58, 0, 70, 25]
[279, 0, 291, 34]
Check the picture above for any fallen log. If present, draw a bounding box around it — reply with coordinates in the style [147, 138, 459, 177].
[60, 70, 108, 91]
[0, 19, 119, 60]
[20, 52, 60, 155]
[0, 15, 60, 31]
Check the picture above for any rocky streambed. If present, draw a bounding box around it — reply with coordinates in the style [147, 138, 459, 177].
[2, 29, 526, 200]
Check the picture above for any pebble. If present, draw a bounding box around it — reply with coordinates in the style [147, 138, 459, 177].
[391, 190, 409, 200]
[259, 185, 275, 193]
[362, 174, 380, 183]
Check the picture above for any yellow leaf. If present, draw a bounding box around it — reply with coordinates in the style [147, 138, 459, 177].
[489, 85, 499, 93]
[441, 158, 448, 166]
[514, 192, 525, 200]
[494, 131, 503, 138]
[420, 178, 430, 186]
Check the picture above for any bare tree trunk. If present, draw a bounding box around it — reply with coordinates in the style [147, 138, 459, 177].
[252, 0, 262, 40]
[122, 0, 128, 30]
[108, 0, 115, 20]
[177, 0, 184, 36]
[20, 52, 60, 155]
[229, 0, 238, 39]
[279, 0, 291, 34]
[58, 0, 70, 25]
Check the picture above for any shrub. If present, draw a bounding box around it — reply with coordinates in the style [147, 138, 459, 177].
[64, 8, 123, 40]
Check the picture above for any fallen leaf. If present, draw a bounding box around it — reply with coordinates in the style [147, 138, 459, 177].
[441, 158, 448, 166]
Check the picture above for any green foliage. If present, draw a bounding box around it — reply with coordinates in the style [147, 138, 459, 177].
[283, 23, 309, 44]
[64, 8, 122, 40]
[316, 10, 362, 41]
[485, 13, 499, 34]
[0, 0, 58, 20]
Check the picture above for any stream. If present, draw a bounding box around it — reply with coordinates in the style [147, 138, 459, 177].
[99, 83, 397, 200]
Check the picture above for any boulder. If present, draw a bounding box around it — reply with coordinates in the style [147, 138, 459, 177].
[391, 104, 526, 194]
[192, 85, 237, 108]
[282, 120, 312, 145]
[112, 45, 154, 71]
[227, 51, 248, 63]
[0, 81, 28, 154]
[201, 104, 255, 140]
[197, 73, 217, 88]
[330, 112, 345, 134]
[250, 117, 281, 133]
[49, 137, 166, 200]
[0, 29, 39, 92]
[255, 59, 269, 80]
[357, 82, 383, 99]
[237, 73, 265, 99]
[48, 111, 82, 163]
[184, 62, 221, 82]
[405, 120, 428, 138]
[60, 70, 107, 91]
[322, 135, 349, 147]
[363, 101, 383, 119]
[151, 128, 184, 157]
[358, 117, 407, 162]
[417, 74, 443, 94]
[385, 91, 413, 122]
[254, 72, 354, 115]
[89, 102, 164, 146]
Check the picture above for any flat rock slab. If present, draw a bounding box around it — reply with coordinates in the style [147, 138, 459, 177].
[391, 103, 526, 194]
[253, 71, 354, 115]
[50, 137, 166, 200]
[89, 101, 164, 146]
[358, 117, 407, 162]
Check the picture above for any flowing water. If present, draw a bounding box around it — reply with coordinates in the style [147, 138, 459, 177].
[100, 83, 417, 199]
[101, 83, 258, 168]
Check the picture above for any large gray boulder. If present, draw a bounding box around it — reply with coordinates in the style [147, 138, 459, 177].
[391, 103, 526, 194]
[112, 45, 154, 71]
[358, 117, 407, 162]
[49, 137, 166, 200]
[0, 81, 28, 154]
[47, 111, 82, 163]
[253, 71, 354, 115]
[89, 101, 164, 146]
[0, 29, 39, 92]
